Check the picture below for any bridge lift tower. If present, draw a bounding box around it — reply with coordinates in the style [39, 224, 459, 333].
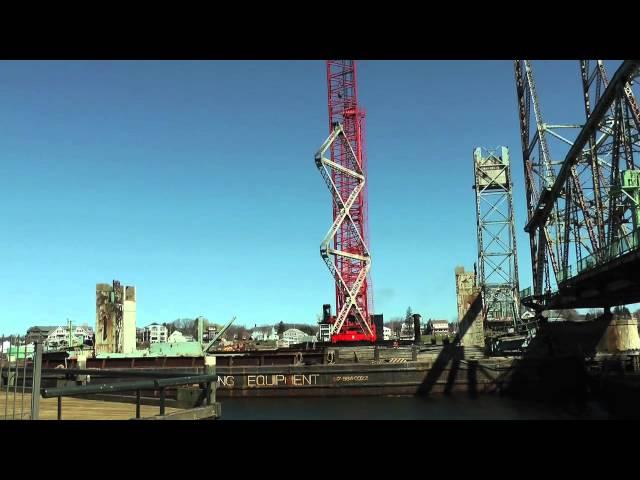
[473, 147, 530, 339]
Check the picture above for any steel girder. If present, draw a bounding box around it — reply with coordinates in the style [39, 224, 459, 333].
[515, 59, 640, 309]
[515, 60, 582, 298]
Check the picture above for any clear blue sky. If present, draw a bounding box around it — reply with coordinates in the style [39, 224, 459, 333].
[0, 60, 625, 334]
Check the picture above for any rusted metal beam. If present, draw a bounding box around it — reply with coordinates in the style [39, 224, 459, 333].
[39, 368, 201, 378]
[42, 374, 218, 398]
[526, 59, 640, 233]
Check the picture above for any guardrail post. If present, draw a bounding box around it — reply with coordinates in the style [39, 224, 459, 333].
[204, 355, 216, 406]
[30, 342, 42, 420]
[159, 387, 165, 416]
[38, 371, 219, 420]
[632, 355, 640, 372]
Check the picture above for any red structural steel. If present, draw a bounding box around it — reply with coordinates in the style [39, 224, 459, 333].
[326, 60, 375, 342]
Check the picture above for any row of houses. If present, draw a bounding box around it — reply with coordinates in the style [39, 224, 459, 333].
[25, 323, 180, 350]
[131, 324, 317, 347]
[23, 319, 452, 351]
[250, 326, 317, 344]
[250, 326, 279, 342]
[383, 320, 453, 341]
[25, 325, 94, 350]
[135, 323, 230, 345]
[249, 327, 317, 346]
[252, 323, 452, 343]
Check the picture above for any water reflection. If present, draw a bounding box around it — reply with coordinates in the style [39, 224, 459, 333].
[219, 395, 609, 420]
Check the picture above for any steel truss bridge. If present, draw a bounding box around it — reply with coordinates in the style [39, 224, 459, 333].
[515, 60, 640, 312]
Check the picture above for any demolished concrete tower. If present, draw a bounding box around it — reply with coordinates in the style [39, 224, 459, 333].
[455, 266, 484, 349]
[95, 280, 136, 355]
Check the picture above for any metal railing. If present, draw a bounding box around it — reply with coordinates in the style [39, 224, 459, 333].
[557, 265, 572, 284]
[2, 340, 218, 420]
[40, 371, 218, 420]
[559, 227, 640, 284]
[0, 336, 39, 420]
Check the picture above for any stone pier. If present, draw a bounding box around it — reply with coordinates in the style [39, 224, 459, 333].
[597, 316, 640, 353]
[455, 266, 485, 351]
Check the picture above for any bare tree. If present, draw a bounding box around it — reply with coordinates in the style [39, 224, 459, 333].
[546, 309, 580, 321]
[613, 306, 631, 319]
[385, 316, 404, 337]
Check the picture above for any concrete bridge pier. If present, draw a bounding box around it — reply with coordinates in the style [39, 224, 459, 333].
[597, 307, 640, 353]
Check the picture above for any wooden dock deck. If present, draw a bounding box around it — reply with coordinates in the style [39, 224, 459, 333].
[0, 393, 180, 420]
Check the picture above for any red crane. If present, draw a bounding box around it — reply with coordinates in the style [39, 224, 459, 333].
[316, 60, 375, 343]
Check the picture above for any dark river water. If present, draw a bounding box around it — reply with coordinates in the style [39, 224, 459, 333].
[218, 395, 610, 420]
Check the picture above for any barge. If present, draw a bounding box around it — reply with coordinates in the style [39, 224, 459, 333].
[39, 344, 524, 398]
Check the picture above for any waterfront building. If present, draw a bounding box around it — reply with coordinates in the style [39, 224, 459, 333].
[144, 323, 168, 344]
[427, 320, 450, 335]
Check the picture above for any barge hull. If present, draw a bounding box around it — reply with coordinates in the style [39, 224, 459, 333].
[54, 355, 512, 398]
[45, 347, 589, 400]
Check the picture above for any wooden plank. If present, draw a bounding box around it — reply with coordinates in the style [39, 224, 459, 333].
[138, 404, 219, 421]
[0, 393, 179, 420]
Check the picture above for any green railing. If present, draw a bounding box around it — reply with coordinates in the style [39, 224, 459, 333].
[559, 227, 640, 284]
[557, 265, 572, 284]
[519, 287, 532, 298]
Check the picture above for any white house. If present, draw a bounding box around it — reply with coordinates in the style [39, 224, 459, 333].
[73, 326, 93, 340]
[282, 328, 307, 345]
[250, 327, 268, 341]
[427, 320, 450, 335]
[251, 326, 279, 342]
[167, 330, 186, 343]
[251, 330, 264, 341]
[383, 326, 392, 341]
[144, 324, 168, 344]
[45, 327, 70, 349]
